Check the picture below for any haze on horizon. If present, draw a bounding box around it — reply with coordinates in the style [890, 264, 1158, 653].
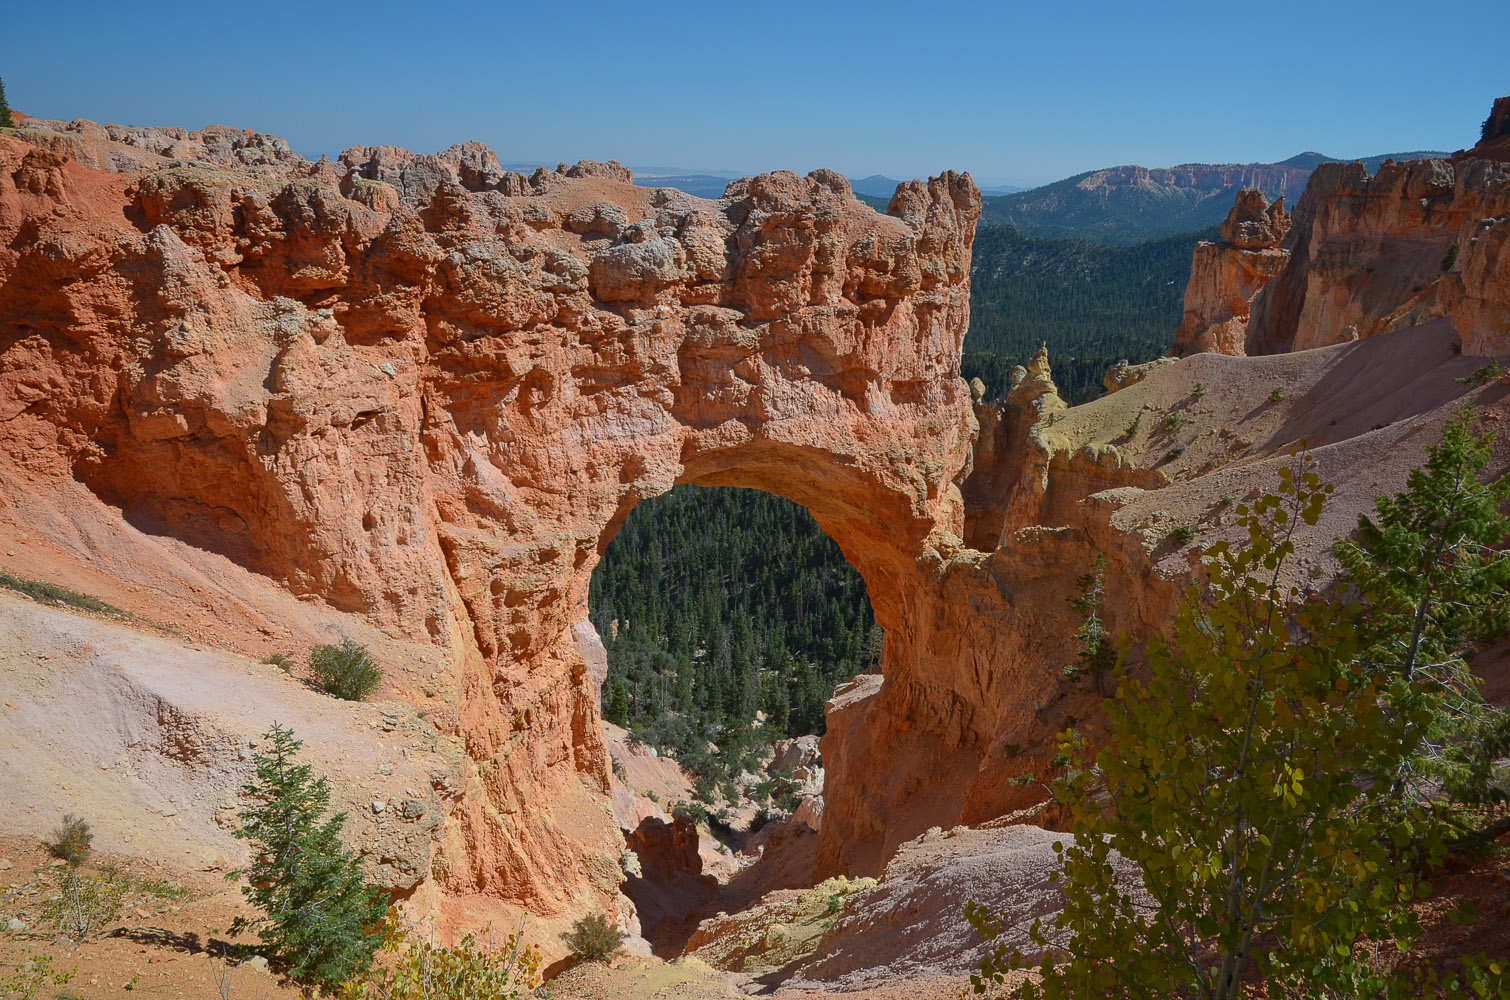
[9, 0, 1508, 189]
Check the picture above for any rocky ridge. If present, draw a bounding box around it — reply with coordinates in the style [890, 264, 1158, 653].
[1175, 101, 1510, 358]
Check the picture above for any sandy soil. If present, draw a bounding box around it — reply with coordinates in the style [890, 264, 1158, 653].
[0, 591, 452, 885]
[0, 832, 302, 1000]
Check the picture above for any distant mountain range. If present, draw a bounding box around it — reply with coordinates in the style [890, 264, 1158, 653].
[978, 150, 1451, 244]
[620, 172, 1031, 201]
[1275, 150, 1451, 172]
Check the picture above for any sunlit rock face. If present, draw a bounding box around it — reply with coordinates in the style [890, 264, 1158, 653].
[9, 98, 1506, 926]
[1171, 189, 1290, 357]
[1177, 102, 1510, 360]
[0, 118, 982, 916]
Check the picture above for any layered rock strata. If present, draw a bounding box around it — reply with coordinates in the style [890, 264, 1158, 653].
[1170, 189, 1290, 357]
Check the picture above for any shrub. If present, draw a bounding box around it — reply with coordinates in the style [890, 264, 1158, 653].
[1168, 524, 1196, 545]
[1190, 382, 1206, 400]
[262, 652, 294, 672]
[674, 799, 709, 825]
[1441, 241, 1460, 272]
[338, 908, 541, 1000]
[0, 950, 74, 1000]
[1269, 386, 1285, 402]
[1162, 412, 1182, 433]
[560, 913, 625, 962]
[310, 639, 383, 701]
[232, 724, 387, 987]
[1122, 412, 1142, 439]
[42, 814, 93, 866]
[1454, 359, 1503, 387]
[45, 863, 125, 942]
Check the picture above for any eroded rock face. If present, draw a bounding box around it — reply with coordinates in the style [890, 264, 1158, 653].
[1171, 188, 1291, 357]
[9, 103, 1506, 928]
[0, 119, 979, 924]
[1218, 187, 1290, 250]
[1178, 104, 1510, 360]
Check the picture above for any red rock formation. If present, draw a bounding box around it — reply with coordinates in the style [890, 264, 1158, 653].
[1179, 100, 1510, 360]
[0, 117, 979, 925]
[6, 100, 1508, 925]
[1170, 189, 1290, 357]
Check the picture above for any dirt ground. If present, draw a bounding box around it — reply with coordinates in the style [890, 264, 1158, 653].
[0, 827, 987, 1000]
[0, 832, 303, 1000]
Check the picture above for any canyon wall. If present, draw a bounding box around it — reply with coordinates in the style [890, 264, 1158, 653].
[0, 117, 981, 923]
[1174, 97, 1510, 360]
[4, 99, 1508, 925]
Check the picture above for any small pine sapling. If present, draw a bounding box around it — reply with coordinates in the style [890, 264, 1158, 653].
[232, 724, 387, 987]
[1065, 554, 1114, 694]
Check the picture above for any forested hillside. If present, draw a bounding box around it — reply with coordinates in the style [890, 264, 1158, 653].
[973, 150, 1444, 244]
[975, 165, 1304, 243]
[962, 224, 1210, 402]
[590, 484, 882, 802]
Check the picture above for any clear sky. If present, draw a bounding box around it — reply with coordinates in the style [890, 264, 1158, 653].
[8, 0, 1508, 188]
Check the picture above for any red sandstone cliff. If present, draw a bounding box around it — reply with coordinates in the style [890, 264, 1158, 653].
[1173, 98, 1510, 359]
[0, 115, 979, 927]
[1170, 189, 1291, 356]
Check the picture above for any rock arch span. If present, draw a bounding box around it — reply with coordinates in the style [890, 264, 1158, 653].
[1, 122, 1057, 929]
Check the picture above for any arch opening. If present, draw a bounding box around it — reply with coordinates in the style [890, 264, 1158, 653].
[589, 481, 893, 954]
[590, 483, 881, 811]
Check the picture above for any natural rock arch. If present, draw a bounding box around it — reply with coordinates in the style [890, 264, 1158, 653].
[0, 121, 1003, 926]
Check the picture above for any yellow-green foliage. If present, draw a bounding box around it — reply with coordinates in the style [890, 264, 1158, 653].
[969, 452, 1510, 999]
[0, 950, 74, 1000]
[44, 864, 126, 942]
[340, 908, 542, 1000]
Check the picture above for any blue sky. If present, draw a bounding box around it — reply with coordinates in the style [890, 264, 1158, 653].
[8, 0, 1507, 188]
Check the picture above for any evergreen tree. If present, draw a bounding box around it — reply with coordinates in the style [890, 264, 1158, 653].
[0, 78, 13, 130]
[1334, 408, 1510, 826]
[605, 681, 630, 727]
[591, 483, 882, 802]
[231, 724, 386, 987]
[1065, 553, 1114, 694]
